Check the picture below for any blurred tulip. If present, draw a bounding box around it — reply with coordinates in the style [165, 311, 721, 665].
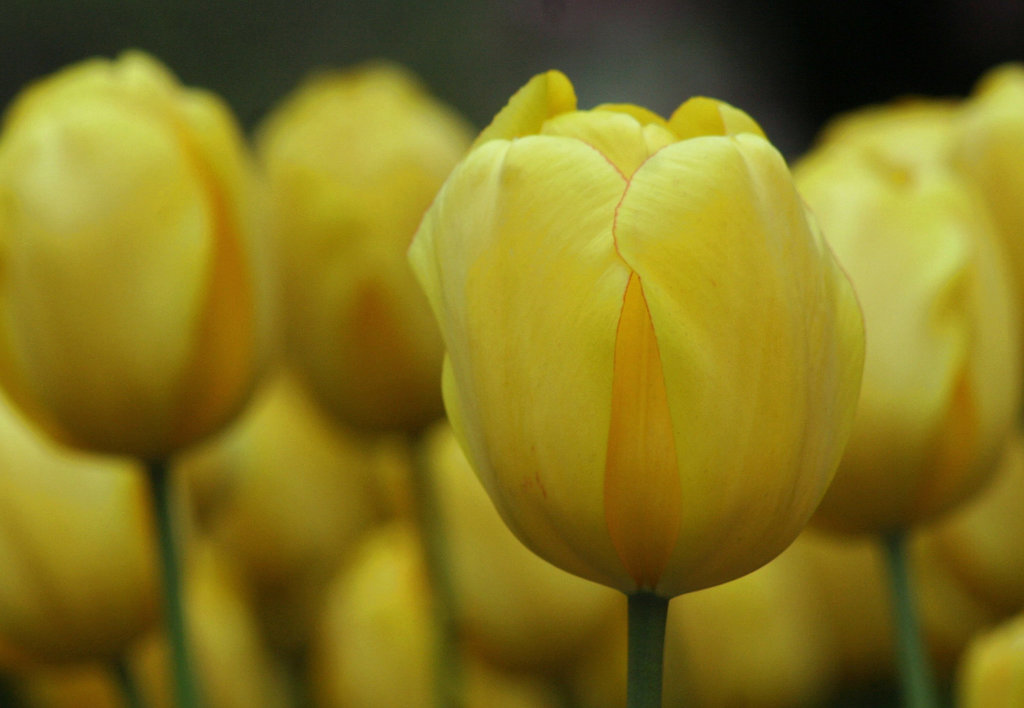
[795, 100, 1022, 533]
[924, 429, 1024, 615]
[426, 423, 621, 674]
[257, 62, 473, 433]
[0, 394, 157, 664]
[178, 368, 382, 653]
[0, 50, 269, 459]
[409, 70, 864, 597]
[957, 64, 1024, 325]
[664, 545, 836, 708]
[958, 612, 1024, 707]
[310, 523, 562, 708]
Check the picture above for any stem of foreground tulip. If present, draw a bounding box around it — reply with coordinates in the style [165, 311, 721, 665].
[408, 434, 464, 708]
[627, 591, 670, 708]
[146, 460, 201, 708]
[882, 531, 939, 708]
[114, 657, 146, 708]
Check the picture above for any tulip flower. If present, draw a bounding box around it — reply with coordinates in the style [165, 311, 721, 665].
[956, 64, 1024, 330]
[257, 63, 473, 433]
[957, 612, 1024, 708]
[795, 101, 1022, 534]
[409, 70, 864, 599]
[0, 50, 269, 460]
[0, 394, 157, 664]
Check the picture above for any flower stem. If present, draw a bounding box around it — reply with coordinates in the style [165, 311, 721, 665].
[408, 433, 464, 708]
[882, 531, 938, 708]
[627, 591, 669, 708]
[114, 657, 146, 708]
[146, 459, 201, 708]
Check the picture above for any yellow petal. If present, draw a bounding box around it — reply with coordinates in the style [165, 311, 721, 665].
[471, 71, 576, 149]
[539, 110, 657, 179]
[668, 97, 766, 141]
[613, 134, 863, 594]
[593, 103, 670, 128]
[411, 135, 634, 590]
[603, 272, 682, 590]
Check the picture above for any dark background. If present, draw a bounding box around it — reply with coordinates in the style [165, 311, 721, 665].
[3, 0, 1024, 159]
[2, 1, 1023, 159]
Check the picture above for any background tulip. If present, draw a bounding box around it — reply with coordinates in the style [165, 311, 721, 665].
[795, 101, 1022, 534]
[409, 70, 864, 598]
[0, 394, 157, 664]
[0, 50, 268, 459]
[957, 611, 1024, 707]
[257, 63, 473, 433]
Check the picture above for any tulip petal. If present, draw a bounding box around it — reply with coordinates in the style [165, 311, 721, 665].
[613, 134, 863, 593]
[471, 71, 576, 150]
[603, 272, 682, 590]
[412, 135, 635, 590]
[668, 97, 766, 141]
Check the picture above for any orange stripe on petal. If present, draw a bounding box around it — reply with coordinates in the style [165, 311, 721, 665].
[604, 272, 682, 590]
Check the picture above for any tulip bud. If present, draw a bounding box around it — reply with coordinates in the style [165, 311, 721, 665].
[957, 612, 1024, 707]
[310, 523, 563, 708]
[177, 368, 382, 653]
[409, 70, 865, 597]
[957, 64, 1024, 329]
[0, 394, 157, 664]
[257, 63, 473, 433]
[795, 101, 1022, 533]
[0, 51, 269, 459]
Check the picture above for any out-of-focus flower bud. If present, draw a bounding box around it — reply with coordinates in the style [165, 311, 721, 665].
[0, 395, 157, 664]
[257, 63, 473, 433]
[310, 523, 562, 708]
[957, 64, 1024, 327]
[410, 69, 864, 598]
[0, 50, 270, 459]
[664, 544, 837, 707]
[957, 611, 1024, 708]
[178, 368, 382, 653]
[796, 101, 1022, 533]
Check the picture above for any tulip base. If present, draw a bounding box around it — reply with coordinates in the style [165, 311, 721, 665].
[882, 531, 938, 708]
[627, 591, 669, 708]
[147, 459, 201, 708]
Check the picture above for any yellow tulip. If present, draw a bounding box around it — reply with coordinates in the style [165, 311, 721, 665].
[0, 394, 157, 664]
[177, 368, 383, 653]
[957, 64, 1024, 326]
[408, 70, 865, 597]
[0, 51, 268, 459]
[925, 430, 1024, 615]
[795, 101, 1022, 533]
[310, 523, 563, 708]
[257, 63, 473, 432]
[958, 612, 1024, 708]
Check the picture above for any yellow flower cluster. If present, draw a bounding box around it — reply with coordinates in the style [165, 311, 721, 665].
[2, 48, 1024, 708]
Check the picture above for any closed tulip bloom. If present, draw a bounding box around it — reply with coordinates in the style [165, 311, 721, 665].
[257, 63, 473, 432]
[0, 51, 268, 459]
[957, 64, 1024, 323]
[796, 102, 1022, 533]
[958, 612, 1024, 707]
[0, 394, 157, 664]
[409, 71, 864, 597]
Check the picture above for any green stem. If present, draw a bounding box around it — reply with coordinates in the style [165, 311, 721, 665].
[146, 460, 201, 708]
[627, 591, 669, 708]
[408, 433, 464, 708]
[113, 657, 146, 708]
[882, 531, 939, 708]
